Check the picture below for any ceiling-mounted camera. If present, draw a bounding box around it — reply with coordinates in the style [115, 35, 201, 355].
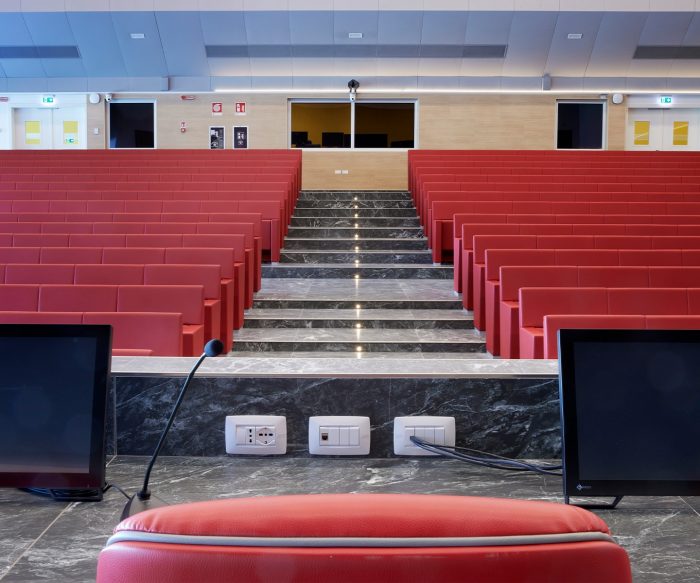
[348, 79, 360, 102]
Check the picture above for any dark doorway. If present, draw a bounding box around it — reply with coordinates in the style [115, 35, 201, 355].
[109, 102, 155, 149]
[557, 102, 604, 149]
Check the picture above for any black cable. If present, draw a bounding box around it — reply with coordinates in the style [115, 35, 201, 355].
[409, 436, 563, 477]
[103, 482, 131, 501]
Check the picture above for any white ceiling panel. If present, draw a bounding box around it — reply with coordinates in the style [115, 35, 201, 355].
[377, 10, 421, 44]
[376, 57, 419, 76]
[199, 11, 248, 44]
[420, 12, 468, 44]
[502, 11, 557, 76]
[586, 12, 646, 76]
[418, 57, 463, 77]
[207, 57, 251, 77]
[638, 12, 694, 45]
[249, 57, 294, 76]
[459, 57, 504, 76]
[244, 11, 291, 44]
[110, 11, 168, 76]
[290, 11, 333, 44]
[464, 11, 513, 44]
[544, 12, 602, 76]
[156, 12, 209, 76]
[67, 12, 127, 76]
[333, 11, 378, 43]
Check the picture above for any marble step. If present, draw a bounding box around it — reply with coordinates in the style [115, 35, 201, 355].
[295, 200, 415, 210]
[298, 191, 411, 202]
[293, 208, 418, 218]
[286, 227, 424, 239]
[279, 250, 433, 264]
[282, 238, 428, 251]
[254, 298, 464, 309]
[229, 350, 492, 359]
[290, 217, 421, 228]
[262, 264, 452, 279]
[232, 328, 486, 353]
[243, 308, 473, 329]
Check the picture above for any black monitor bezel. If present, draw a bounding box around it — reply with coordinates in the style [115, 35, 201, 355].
[0, 324, 112, 490]
[558, 328, 700, 498]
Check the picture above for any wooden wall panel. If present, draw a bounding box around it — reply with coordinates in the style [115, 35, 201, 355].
[302, 150, 407, 191]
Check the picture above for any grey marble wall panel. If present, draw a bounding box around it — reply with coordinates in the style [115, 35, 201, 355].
[262, 265, 452, 279]
[286, 227, 424, 238]
[293, 208, 417, 217]
[280, 251, 433, 264]
[296, 200, 415, 209]
[113, 375, 560, 459]
[290, 218, 421, 228]
[282, 239, 428, 250]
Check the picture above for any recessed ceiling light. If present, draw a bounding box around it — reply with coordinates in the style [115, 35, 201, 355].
[348, 32, 363, 39]
[567, 33, 583, 40]
[130, 33, 145, 39]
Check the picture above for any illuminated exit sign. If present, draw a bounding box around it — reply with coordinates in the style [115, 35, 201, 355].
[41, 96, 55, 105]
[660, 96, 673, 105]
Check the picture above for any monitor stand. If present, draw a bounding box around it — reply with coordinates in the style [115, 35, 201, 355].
[21, 487, 104, 502]
[565, 495, 623, 510]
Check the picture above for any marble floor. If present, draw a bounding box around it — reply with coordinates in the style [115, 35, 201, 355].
[1, 456, 698, 583]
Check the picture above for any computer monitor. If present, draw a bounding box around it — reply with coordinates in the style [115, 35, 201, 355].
[558, 328, 700, 507]
[0, 324, 112, 501]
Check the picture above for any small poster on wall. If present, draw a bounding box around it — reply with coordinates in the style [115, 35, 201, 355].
[209, 126, 225, 150]
[233, 126, 248, 149]
[211, 102, 223, 116]
[63, 120, 79, 145]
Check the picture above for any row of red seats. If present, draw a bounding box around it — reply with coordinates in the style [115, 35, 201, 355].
[0, 246, 237, 350]
[454, 214, 700, 294]
[429, 201, 700, 262]
[0, 282, 207, 356]
[520, 288, 700, 359]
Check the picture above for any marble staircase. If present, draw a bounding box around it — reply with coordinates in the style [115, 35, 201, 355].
[234, 191, 487, 356]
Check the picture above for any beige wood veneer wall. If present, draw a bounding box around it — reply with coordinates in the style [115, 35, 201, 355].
[98, 93, 627, 190]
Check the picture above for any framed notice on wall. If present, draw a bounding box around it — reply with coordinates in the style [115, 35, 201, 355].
[233, 126, 248, 149]
[209, 126, 225, 150]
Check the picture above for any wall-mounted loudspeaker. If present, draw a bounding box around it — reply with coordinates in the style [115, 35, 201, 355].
[611, 93, 624, 105]
[88, 93, 101, 104]
[542, 74, 552, 91]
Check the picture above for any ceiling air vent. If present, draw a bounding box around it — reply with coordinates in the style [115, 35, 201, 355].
[634, 45, 700, 59]
[0, 46, 80, 59]
[462, 45, 507, 58]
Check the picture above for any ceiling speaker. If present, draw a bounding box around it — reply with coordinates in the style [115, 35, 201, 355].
[88, 93, 101, 104]
[542, 74, 552, 91]
[612, 93, 624, 105]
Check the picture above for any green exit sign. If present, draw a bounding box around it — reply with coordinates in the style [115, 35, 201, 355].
[41, 96, 55, 104]
[660, 96, 673, 105]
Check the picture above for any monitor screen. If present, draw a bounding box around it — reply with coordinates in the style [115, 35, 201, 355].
[0, 325, 111, 494]
[559, 328, 700, 498]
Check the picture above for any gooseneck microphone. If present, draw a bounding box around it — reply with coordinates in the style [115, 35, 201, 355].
[121, 339, 224, 520]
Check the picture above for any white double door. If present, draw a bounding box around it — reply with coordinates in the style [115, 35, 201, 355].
[12, 107, 85, 150]
[626, 108, 700, 151]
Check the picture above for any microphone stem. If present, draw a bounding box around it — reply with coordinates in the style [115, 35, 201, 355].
[137, 352, 207, 500]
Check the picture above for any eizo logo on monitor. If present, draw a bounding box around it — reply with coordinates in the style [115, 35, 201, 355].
[576, 483, 592, 491]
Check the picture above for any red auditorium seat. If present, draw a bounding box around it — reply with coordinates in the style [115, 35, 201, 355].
[97, 494, 631, 583]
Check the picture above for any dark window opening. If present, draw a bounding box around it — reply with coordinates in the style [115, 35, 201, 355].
[557, 102, 604, 150]
[109, 102, 155, 149]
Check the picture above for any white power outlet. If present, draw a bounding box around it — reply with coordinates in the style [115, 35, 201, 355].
[308, 416, 370, 455]
[225, 415, 286, 455]
[393, 416, 456, 456]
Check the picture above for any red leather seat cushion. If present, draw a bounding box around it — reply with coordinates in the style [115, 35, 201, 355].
[98, 494, 631, 583]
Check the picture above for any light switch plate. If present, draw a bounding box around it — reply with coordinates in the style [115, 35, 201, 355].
[308, 416, 370, 456]
[393, 416, 456, 456]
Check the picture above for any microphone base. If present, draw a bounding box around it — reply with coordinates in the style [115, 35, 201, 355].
[121, 493, 169, 521]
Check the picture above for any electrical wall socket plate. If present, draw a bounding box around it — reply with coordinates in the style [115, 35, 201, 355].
[393, 416, 456, 456]
[308, 416, 370, 456]
[225, 415, 287, 455]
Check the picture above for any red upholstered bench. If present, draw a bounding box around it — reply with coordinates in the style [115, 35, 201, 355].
[97, 494, 631, 583]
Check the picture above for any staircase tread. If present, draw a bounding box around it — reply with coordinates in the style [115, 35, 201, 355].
[245, 308, 472, 320]
[235, 328, 484, 343]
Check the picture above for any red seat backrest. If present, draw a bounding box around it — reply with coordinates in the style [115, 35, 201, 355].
[40, 247, 103, 264]
[183, 234, 245, 262]
[70, 234, 126, 247]
[39, 284, 118, 312]
[648, 267, 700, 287]
[5, 264, 74, 284]
[93, 222, 146, 234]
[0, 284, 40, 310]
[74, 264, 145, 285]
[500, 266, 579, 301]
[485, 249, 556, 280]
[126, 234, 183, 248]
[12, 234, 69, 247]
[619, 250, 683, 266]
[519, 287, 608, 328]
[0, 247, 41, 264]
[83, 312, 182, 356]
[577, 266, 649, 287]
[117, 285, 204, 324]
[0, 310, 82, 324]
[102, 247, 166, 264]
[144, 222, 198, 235]
[165, 248, 234, 278]
[144, 264, 221, 299]
[607, 288, 689, 315]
